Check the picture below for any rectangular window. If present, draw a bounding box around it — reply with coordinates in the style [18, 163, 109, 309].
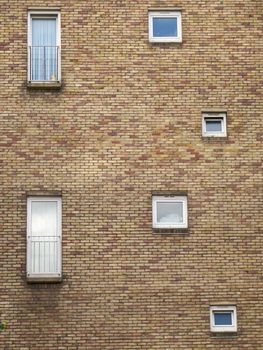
[149, 11, 182, 43]
[202, 113, 227, 137]
[152, 195, 188, 229]
[28, 10, 61, 82]
[27, 197, 62, 281]
[210, 306, 237, 333]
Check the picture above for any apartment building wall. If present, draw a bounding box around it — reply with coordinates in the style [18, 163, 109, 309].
[0, 0, 262, 349]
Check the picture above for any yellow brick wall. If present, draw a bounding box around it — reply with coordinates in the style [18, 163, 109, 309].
[0, 0, 262, 349]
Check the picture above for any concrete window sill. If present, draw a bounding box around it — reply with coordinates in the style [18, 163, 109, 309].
[153, 228, 189, 234]
[27, 276, 62, 283]
[211, 331, 238, 338]
[27, 81, 62, 89]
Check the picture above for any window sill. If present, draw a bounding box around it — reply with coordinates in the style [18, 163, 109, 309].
[211, 331, 238, 337]
[27, 275, 62, 283]
[27, 81, 62, 89]
[153, 228, 189, 234]
[201, 136, 228, 142]
[149, 40, 183, 45]
[202, 135, 227, 138]
[149, 38, 182, 43]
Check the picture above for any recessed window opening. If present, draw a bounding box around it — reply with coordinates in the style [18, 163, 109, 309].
[28, 11, 61, 82]
[202, 112, 227, 137]
[210, 306, 237, 333]
[27, 196, 62, 280]
[149, 11, 182, 43]
[152, 195, 188, 229]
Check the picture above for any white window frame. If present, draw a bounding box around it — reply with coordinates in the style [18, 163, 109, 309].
[27, 10, 61, 82]
[27, 196, 62, 281]
[202, 113, 227, 137]
[152, 195, 188, 229]
[148, 11, 182, 43]
[210, 306, 237, 333]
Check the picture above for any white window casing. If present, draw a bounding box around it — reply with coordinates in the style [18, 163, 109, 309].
[210, 306, 237, 333]
[27, 197, 62, 281]
[152, 195, 188, 229]
[148, 11, 182, 43]
[202, 112, 227, 137]
[27, 10, 61, 82]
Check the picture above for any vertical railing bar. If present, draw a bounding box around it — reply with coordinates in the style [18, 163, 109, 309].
[53, 239, 55, 273]
[43, 239, 45, 273]
[31, 46, 33, 81]
[55, 238, 57, 273]
[32, 240, 34, 273]
[34, 241, 36, 273]
[49, 241, 51, 273]
[44, 46, 46, 81]
[53, 241, 57, 272]
[57, 46, 58, 80]
[30, 46, 31, 81]
[38, 241, 40, 274]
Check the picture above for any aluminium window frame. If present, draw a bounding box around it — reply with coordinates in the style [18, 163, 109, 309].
[148, 11, 182, 43]
[152, 195, 188, 229]
[27, 196, 62, 281]
[210, 306, 237, 333]
[202, 112, 227, 137]
[27, 10, 61, 83]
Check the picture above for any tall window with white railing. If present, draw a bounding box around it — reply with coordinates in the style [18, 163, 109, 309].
[27, 197, 62, 280]
[28, 10, 61, 83]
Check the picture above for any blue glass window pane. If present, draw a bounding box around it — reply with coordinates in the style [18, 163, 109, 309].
[153, 18, 177, 37]
[205, 120, 222, 132]
[214, 312, 232, 326]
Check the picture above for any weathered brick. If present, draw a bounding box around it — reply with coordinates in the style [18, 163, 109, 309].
[0, 0, 262, 349]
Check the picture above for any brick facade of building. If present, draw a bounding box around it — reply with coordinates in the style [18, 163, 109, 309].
[0, 0, 262, 349]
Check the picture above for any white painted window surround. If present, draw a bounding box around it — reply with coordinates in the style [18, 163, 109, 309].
[148, 11, 182, 43]
[152, 196, 188, 229]
[28, 10, 61, 82]
[210, 306, 237, 333]
[202, 112, 227, 137]
[27, 197, 62, 280]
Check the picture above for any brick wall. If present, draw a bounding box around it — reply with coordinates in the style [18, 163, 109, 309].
[0, 0, 262, 349]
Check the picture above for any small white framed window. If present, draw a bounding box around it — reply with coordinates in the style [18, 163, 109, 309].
[148, 11, 182, 43]
[27, 197, 62, 281]
[210, 306, 237, 333]
[202, 112, 227, 137]
[28, 10, 61, 82]
[152, 195, 188, 229]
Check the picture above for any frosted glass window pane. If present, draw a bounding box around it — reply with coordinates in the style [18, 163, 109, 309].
[153, 18, 177, 37]
[31, 18, 57, 81]
[32, 18, 56, 46]
[28, 198, 61, 276]
[214, 312, 233, 326]
[205, 120, 222, 132]
[157, 202, 183, 223]
[31, 201, 57, 237]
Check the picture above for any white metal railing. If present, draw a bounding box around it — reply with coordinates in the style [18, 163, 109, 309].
[27, 235, 61, 275]
[28, 46, 60, 82]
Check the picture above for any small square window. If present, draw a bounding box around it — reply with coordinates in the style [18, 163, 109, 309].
[152, 196, 188, 229]
[202, 113, 227, 137]
[149, 11, 182, 43]
[210, 306, 237, 333]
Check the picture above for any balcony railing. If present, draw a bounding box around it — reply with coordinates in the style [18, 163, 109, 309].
[28, 46, 60, 82]
[27, 235, 61, 275]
